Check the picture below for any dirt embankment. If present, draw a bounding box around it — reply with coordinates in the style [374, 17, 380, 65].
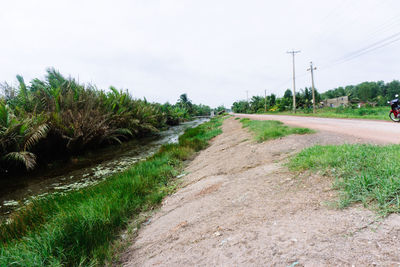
[121, 117, 400, 266]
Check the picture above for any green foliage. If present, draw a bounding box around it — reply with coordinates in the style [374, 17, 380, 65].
[232, 100, 250, 113]
[0, 69, 211, 173]
[179, 117, 222, 151]
[321, 80, 400, 104]
[266, 106, 391, 121]
[232, 89, 320, 114]
[239, 118, 314, 142]
[232, 80, 400, 114]
[0, 116, 225, 266]
[214, 105, 226, 114]
[289, 144, 400, 214]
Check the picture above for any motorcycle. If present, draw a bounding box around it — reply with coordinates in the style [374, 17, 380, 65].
[389, 94, 400, 122]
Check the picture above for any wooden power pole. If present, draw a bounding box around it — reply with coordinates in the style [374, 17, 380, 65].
[264, 89, 267, 112]
[287, 50, 301, 113]
[307, 61, 317, 114]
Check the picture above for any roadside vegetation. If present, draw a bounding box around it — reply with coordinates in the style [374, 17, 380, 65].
[0, 68, 211, 175]
[239, 118, 314, 142]
[231, 80, 400, 120]
[0, 116, 224, 266]
[289, 144, 400, 215]
[265, 106, 390, 121]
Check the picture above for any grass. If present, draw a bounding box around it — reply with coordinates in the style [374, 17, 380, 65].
[239, 118, 314, 142]
[0, 116, 224, 267]
[265, 106, 391, 121]
[289, 144, 400, 215]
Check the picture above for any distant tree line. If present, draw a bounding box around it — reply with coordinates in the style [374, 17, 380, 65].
[232, 87, 321, 113]
[232, 80, 400, 113]
[321, 80, 400, 106]
[161, 93, 212, 125]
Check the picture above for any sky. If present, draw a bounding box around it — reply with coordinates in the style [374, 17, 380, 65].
[0, 0, 400, 108]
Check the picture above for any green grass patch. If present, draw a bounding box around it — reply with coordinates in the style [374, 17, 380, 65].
[289, 144, 400, 214]
[265, 106, 391, 121]
[239, 118, 314, 142]
[0, 116, 225, 267]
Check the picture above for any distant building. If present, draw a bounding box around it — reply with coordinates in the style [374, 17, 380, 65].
[322, 96, 349, 108]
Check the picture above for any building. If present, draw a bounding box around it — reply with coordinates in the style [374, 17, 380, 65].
[322, 96, 349, 108]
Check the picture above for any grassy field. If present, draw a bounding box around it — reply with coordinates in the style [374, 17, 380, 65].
[265, 106, 391, 121]
[239, 118, 314, 142]
[289, 144, 400, 215]
[0, 116, 224, 267]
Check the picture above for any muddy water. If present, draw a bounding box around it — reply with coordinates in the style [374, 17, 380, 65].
[0, 119, 208, 220]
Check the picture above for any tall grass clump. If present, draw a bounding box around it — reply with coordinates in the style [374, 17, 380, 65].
[239, 118, 314, 142]
[0, 116, 225, 266]
[289, 144, 400, 214]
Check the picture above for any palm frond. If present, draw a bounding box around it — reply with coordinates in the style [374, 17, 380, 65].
[24, 124, 49, 151]
[4, 151, 37, 170]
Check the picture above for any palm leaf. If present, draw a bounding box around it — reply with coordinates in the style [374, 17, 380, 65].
[24, 124, 49, 151]
[4, 151, 37, 170]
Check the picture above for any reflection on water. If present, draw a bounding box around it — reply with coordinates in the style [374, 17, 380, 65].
[0, 119, 208, 220]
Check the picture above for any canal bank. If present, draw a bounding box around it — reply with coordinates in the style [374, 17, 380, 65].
[0, 119, 208, 220]
[0, 116, 224, 267]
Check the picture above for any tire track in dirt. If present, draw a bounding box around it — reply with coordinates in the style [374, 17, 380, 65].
[121, 117, 400, 266]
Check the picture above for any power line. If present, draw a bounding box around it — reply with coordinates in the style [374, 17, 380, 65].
[320, 33, 400, 71]
[307, 1, 400, 63]
[262, 2, 400, 98]
[336, 31, 400, 62]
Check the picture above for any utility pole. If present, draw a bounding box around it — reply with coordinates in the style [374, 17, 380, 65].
[246, 90, 249, 102]
[287, 50, 301, 113]
[307, 61, 317, 114]
[264, 89, 267, 112]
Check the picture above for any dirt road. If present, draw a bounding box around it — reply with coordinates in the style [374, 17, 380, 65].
[121, 117, 400, 266]
[235, 114, 400, 144]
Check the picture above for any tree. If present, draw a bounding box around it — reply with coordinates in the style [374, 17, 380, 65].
[386, 80, 400, 99]
[232, 100, 250, 113]
[269, 94, 276, 106]
[177, 93, 193, 113]
[283, 89, 292, 99]
[250, 96, 264, 113]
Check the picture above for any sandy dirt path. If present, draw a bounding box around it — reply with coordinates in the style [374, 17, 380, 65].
[121, 117, 400, 266]
[234, 114, 400, 144]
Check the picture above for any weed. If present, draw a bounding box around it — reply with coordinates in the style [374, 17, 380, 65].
[239, 118, 314, 142]
[289, 144, 400, 215]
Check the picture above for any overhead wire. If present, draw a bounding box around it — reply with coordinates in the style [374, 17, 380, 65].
[299, 1, 400, 79]
[258, 0, 400, 97]
[320, 31, 400, 68]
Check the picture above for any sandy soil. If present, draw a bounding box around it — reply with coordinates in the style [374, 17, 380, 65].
[121, 117, 400, 266]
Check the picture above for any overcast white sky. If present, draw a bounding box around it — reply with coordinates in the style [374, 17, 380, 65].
[1, 0, 400, 108]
